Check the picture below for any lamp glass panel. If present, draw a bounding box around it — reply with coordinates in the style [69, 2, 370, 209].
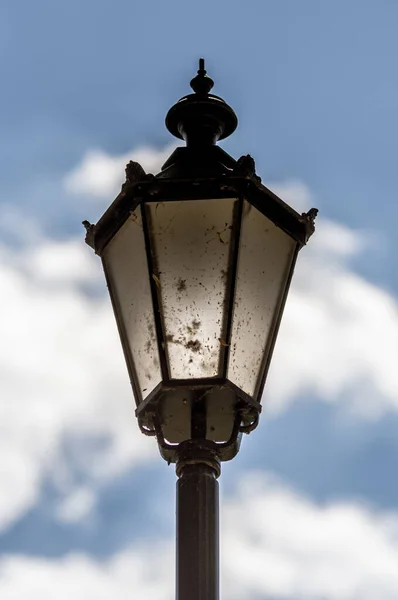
[147, 198, 236, 379]
[228, 201, 296, 397]
[103, 206, 162, 400]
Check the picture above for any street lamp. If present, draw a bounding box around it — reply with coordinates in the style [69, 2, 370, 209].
[83, 58, 317, 600]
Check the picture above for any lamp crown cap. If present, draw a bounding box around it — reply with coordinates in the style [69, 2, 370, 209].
[165, 59, 238, 144]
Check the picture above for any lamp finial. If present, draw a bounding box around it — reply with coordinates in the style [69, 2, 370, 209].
[190, 57, 214, 95]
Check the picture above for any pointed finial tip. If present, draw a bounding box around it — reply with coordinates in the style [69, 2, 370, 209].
[190, 58, 213, 95]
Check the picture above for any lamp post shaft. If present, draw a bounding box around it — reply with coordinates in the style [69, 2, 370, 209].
[176, 464, 219, 600]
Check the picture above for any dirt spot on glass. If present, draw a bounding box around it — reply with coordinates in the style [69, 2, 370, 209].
[176, 278, 187, 292]
[147, 321, 156, 342]
[187, 319, 201, 335]
[186, 339, 201, 353]
[201, 360, 217, 373]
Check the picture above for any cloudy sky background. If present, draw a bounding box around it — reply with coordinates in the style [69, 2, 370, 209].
[1, 1, 398, 598]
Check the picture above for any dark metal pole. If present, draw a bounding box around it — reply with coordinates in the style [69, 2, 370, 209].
[176, 441, 220, 600]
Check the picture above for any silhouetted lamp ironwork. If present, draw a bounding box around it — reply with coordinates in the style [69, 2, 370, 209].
[83, 58, 317, 600]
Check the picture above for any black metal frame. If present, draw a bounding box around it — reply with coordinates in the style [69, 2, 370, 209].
[140, 202, 170, 382]
[91, 172, 313, 257]
[221, 196, 243, 377]
[88, 163, 315, 463]
[83, 59, 317, 467]
[134, 377, 259, 463]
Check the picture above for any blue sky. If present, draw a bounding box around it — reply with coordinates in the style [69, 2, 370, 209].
[1, 1, 398, 598]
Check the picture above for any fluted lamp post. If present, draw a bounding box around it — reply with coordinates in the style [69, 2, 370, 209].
[83, 59, 317, 600]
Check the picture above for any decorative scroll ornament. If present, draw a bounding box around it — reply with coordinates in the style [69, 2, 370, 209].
[82, 220, 95, 249]
[233, 154, 261, 183]
[122, 161, 155, 192]
[299, 207, 318, 241]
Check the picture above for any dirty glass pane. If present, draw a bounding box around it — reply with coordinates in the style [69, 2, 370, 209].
[228, 201, 296, 397]
[147, 198, 236, 379]
[103, 206, 161, 400]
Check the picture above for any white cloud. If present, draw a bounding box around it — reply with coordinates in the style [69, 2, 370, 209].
[266, 179, 315, 214]
[64, 145, 175, 201]
[0, 226, 157, 531]
[1, 473, 398, 600]
[55, 486, 96, 524]
[267, 214, 398, 416]
[222, 472, 398, 600]
[0, 146, 180, 529]
[65, 149, 128, 198]
[0, 204, 42, 245]
[0, 544, 173, 600]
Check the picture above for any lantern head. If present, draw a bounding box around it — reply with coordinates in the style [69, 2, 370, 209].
[83, 60, 317, 465]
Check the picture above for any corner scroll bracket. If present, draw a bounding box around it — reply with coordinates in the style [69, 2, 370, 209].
[299, 207, 318, 242]
[122, 160, 155, 193]
[233, 154, 261, 183]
